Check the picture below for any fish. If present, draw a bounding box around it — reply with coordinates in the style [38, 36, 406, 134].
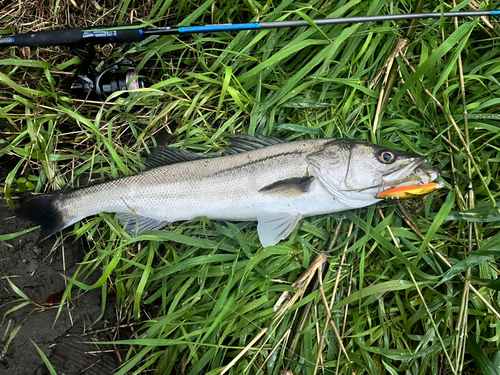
[15, 135, 441, 247]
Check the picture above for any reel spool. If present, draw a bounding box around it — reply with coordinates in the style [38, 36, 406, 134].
[70, 45, 148, 100]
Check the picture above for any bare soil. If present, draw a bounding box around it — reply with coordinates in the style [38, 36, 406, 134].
[0, 198, 123, 374]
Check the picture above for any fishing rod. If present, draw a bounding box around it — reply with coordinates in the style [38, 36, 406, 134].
[0, 10, 497, 100]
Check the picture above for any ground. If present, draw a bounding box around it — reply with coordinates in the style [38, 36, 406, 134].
[0, 198, 122, 374]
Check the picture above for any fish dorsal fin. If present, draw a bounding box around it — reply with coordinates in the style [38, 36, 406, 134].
[224, 134, 285, 155]
[257, 212, 302, 247]
[259, 176, 314, 198]
[116, 212, 169, 237]
[145, 146, 200, 170]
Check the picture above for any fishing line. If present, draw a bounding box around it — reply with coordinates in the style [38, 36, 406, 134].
[180, 220, 354, 372]
[200, 282, 343, 373]
[142, 16, 482, 126]
[140, 18, 485, 65]
[138, 16, 486, 101]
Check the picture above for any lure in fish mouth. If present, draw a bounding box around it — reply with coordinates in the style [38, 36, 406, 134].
[15, 135, 442, 247]
[378, 159, 441, 194]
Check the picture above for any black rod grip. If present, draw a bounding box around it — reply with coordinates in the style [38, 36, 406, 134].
[115, 29, 143, 43]
[11, 27, 143, 47]
[14, 28, 84, 47]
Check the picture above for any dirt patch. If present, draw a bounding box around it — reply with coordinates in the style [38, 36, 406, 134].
[0, 200, 123, 374]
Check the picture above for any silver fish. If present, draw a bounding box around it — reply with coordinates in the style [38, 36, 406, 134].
[15, 135, 441, 247]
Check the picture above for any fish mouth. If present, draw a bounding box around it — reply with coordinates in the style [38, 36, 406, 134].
[379, 159, 441, 195]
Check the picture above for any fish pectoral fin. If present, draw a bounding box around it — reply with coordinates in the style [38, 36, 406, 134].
[116, 213, 169, 237]
[145, 146, 201, 170]
[257, 212, 302, 247]
[259, 176, 314, 198]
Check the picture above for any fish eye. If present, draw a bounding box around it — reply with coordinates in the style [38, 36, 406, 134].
[379, 151, 396, 164]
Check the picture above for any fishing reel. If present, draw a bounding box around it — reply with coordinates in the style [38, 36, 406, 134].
[70, 44, 148, 100]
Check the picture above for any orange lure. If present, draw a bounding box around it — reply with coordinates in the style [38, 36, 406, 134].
[376, 183, 441, 200]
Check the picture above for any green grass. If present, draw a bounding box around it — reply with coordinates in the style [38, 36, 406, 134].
[2, 0, 500, 374]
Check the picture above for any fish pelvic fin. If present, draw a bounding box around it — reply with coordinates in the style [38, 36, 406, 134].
[15, 194, 66, 245]
[257, 212, 302, 247]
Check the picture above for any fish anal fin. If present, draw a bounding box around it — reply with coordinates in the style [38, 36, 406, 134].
[145, 146, 201, 170]
[259, 176, 314, 198]
[257, 212, 302, 247]
[116, 212, 169, 237]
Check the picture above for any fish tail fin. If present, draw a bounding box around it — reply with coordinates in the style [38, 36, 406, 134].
[15, 194, 67, 245]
